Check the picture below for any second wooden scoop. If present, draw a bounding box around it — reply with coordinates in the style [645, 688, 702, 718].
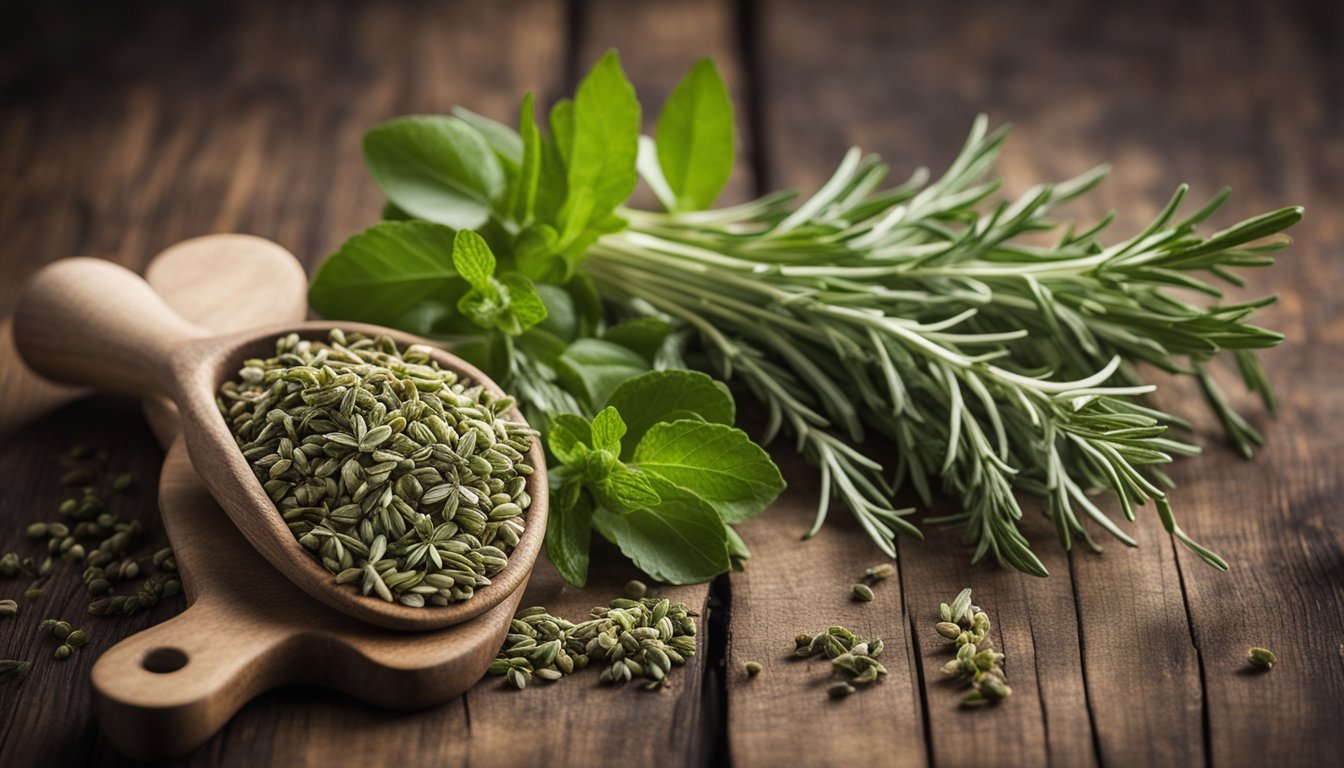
[14, 257, 548, 631]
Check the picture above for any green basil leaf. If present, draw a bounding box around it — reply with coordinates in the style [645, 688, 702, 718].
[498, 272, 548, 331]
[604, 370, 735, 455]
[595, 464, 661, 514]
[656, 58, 735, 212]
[592, 474, 730, 584]
[452, 229, 496, 292]
[590, 406, 626, 454]
[534, 283, 577, 341]
[309, 221, 464, 334]
[556, 338, 650, 409]
[561, 50, 639, 240]
[514, 224, 564, 282]
[546, 489, 593, 587]
[363, 116, 504, 229]
[451, 106, 523, 167]
[602, 316, 671, 363]
[567, 272, 604, 337]
[633, 420, 785, 523]
[548, 413, 592, 464]
[382, 200, 412, 221]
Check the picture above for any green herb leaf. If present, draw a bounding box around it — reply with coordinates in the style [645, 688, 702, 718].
[590, 406, 626, 454]
[498, 272, 548, 330]
[595, 463, 661, 514]
[511, 93, 542, 225]
[546, 490, 593, 587]
[452, 106, 523, 167]
[363, 116, 504, 229]
[556, 338, 650, 409]
[308, 220, 464, 334]
[633, 420, 785, 522]
[452, 229, 496, 291]
[602, 316, 672, 363]
[656, 58, 735, 211]
[593, 474, 730, 584]
[548, 413, 593, 464]
[605, 370, 735, 455]
[561, 51, 640, 243]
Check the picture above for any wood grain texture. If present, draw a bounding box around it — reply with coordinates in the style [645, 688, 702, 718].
[727, 450, 928, 768]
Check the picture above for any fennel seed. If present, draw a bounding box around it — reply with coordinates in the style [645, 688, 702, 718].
[217, 330, 537, 607]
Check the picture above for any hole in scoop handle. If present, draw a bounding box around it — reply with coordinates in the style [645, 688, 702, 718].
[91, 602, 293, 760]
[14, 257, 206, 397]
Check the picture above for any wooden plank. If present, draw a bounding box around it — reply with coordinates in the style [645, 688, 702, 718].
[727, 452, 928, 768]
[0, 1, 566, 764]
[1119, 2, 1344, 765]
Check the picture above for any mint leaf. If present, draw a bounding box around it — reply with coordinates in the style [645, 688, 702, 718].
[656, 58, 735, 212]
[548, 413, 592, 464]
[452, 229, 496, 291]
[590, 406, 626, 454]
[514, 224, 563, 282]
[451, 106, 523, 167]
[561, 51, 639, 242]
[605, 370, 735, 455]
[309, 220, 465, 334]
[602, 316, 671, 363]
[363, 116, 504, 229]
[498, 272, 548, 330]
[593, 474, 730, 584]
[546, 490, 593, 587]
[595, 463, 661, 514]
[633, 420, 785, 522]
[534, 283, 578, 341]
[556, 338, 650, 409]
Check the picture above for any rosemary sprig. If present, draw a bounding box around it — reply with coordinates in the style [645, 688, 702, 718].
[588, 117, 1299, 575]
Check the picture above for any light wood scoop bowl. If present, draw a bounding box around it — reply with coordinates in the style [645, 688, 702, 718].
[14, 256, 548, 631]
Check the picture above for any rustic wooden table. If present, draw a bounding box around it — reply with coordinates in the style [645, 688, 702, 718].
[2, 1, 1341, 765]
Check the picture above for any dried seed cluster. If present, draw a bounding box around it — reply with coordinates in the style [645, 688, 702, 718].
[793, 625, 888, 696]
[489, 597, 699, 691]
[0, 445, 179, 621]
[852, 561, 895, 603]
[218, 331, 537, 607]
[38, 618, 89, 661]
[935, 588, 1011, 707]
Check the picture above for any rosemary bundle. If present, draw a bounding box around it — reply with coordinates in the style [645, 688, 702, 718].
[309, 52, 1300, 579]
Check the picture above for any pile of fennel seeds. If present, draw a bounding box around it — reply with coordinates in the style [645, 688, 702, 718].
[217, 330, 536, 607]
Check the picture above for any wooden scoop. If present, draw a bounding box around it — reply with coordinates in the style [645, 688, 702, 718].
[13, 256, 548, 631]
[92, 440, 524, 760]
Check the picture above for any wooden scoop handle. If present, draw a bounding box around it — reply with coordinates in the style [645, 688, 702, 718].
[91, 600, 297, 761]
[14, 257, 206, 396]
